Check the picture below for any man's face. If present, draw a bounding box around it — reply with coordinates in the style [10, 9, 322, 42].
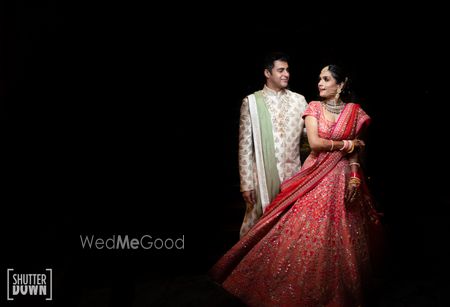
[266, 60, 290, 90]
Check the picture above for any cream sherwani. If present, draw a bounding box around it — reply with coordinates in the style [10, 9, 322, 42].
[239, 85, 308, 237]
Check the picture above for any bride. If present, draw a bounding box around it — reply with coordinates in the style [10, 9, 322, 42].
[209, 64, 382, 307]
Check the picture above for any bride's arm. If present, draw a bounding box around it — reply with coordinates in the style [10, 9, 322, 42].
[305, 115, 364, 153]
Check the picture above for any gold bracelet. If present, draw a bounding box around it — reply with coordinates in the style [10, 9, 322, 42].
[349, 177, 361, 185]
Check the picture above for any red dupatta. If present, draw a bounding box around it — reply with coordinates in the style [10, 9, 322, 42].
[266, 102, 362, 213]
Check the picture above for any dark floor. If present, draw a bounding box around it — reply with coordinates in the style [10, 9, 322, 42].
[48, 274, 450, 307]
[60, 269, 450, 307]
[5, 193, 450, 307]
[8, 234, 450, 306]
[36, 245, 450, 307]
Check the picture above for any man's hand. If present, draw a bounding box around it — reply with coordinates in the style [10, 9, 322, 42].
[242, 190, 256, 208]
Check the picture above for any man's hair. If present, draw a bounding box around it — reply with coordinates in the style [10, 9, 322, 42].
[263, 52, 290, 72]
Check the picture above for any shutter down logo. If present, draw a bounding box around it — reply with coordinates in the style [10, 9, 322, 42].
[7, 268, 52, 301]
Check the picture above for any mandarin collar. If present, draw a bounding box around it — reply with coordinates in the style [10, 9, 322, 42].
[263, 85, 287, 98]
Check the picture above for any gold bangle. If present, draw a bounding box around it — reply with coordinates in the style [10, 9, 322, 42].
[349, 177, 361, 185]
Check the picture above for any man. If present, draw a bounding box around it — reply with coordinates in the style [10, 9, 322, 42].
[239, 52, 308, 237]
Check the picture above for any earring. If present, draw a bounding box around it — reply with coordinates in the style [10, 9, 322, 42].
[335, 88, 341, 100]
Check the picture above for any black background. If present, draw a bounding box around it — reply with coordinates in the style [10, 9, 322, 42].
[3, 2, 450, 306]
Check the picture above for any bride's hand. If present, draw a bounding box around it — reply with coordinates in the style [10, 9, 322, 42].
[345, 179, 361, 206]
[353, 139, 365, 151]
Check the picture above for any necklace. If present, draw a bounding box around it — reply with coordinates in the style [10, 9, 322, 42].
[322, 100, 345, 114]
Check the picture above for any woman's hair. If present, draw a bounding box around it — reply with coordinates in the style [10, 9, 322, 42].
[324, 64, 355, 102]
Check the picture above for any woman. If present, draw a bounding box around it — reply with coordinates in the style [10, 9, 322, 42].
[209, 64, 382, 307]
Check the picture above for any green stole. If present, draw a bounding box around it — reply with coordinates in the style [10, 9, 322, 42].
[253, 90, 281, 214]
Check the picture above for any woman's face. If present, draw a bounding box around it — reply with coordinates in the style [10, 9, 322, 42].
[318, 66, 341, 100]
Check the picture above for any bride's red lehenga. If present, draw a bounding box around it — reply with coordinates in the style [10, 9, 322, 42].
[209, 101, 382, 307]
